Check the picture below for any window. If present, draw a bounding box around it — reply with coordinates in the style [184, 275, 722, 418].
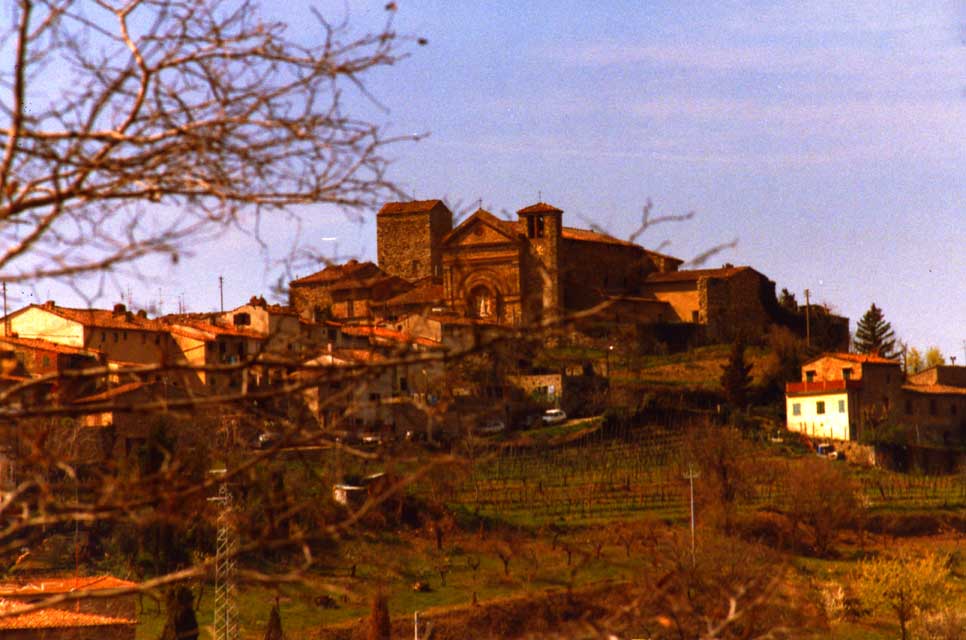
[842, 368, 853, 380]
[42, 355, 50, 368]
[838, 399, 846, 413]
[233, 313, 251, 326]
[411, 259, 420, 273]
[792, 403, 801, 416]
[929, 399, 937, 416]
[399, 377, 408, 392]
[347, 299, 355, 317]
[526, 215, 545, 238]
[952, 404, 958, 416]
[113, 332, 119, 343]
[368, 392, 381, 402]
[691, 310, 700, 322]
[805, 370, 816, 382]
[905, 399, 913, 414]
[816, 401, 825, 415]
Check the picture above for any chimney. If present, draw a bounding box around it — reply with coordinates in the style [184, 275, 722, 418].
[136, 309, 148, 319]
[43, 300, 55, 309]
[113, 303, 126, 316]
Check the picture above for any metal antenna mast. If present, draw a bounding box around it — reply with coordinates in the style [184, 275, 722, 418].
[209, 470, 238, 640]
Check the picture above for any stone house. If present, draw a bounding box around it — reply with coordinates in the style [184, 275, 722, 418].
[0, 336, 103, 400]
[0, 302, 173, 366]
[161, 316, 264, 393]
[289, 260, 412, 322]
[642, 266, 772, 337]
[218, 297, 325, 355]
[902, 366, 966, 446]
[785, 354, 966, 446]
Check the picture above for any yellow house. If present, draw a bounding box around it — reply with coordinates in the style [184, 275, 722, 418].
[785, 353, 902, 442]
[0, 302, 171, 365]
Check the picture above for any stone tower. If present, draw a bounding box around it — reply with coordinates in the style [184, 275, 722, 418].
[376, 200, 453, 282]
[517, 202, 562, 325]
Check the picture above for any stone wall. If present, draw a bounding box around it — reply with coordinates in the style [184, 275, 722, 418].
[700, 269, 775, 342]
[559, 240, 652, 313]
[377, 204, 452, 281]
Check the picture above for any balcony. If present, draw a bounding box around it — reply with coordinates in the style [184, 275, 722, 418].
[785, 379, 862, 394]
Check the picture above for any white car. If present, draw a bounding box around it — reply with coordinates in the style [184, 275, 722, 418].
[541, 409, 567, 425]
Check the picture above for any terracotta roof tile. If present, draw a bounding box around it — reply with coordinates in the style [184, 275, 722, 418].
[0, 576, 137, 596]
[902, 384, 966, 396]
[385, 283, 444, 307]
[378, 200, 446, 215]
[807, 352, 900, 366]
[72, 381, 148, 404]
[163, 318, 264, 340]
[0, 598, 135, 629]
[645, 266, 752, 283]
[340, 325, 441, 348]
[0, 336, 102, 358]
[290, 260, 379, 286]
[517, 202, 562, 215]
[27, 305, 165, 332]
[561, 226, 639, 248]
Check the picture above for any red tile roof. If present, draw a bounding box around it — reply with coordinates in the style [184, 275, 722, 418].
[0, 575, 136, 596]
[0, 336, 102, 358]
[384, 282, 444, 307]
[340, 325, 441, 348]
[72, 381, 147, 404]
[902, 384, 966, 396]
[163, 318, 264, 340]
[378, 200, 447, 215]
[805, 352, 901, 366]
[24, 304, 165, 332]
[0, 599, 136, 629]
[561, 226, 639, 248]
[290, 260, 380, 286]
[645, 266, 753, 283]
[517, 202, 562, 215]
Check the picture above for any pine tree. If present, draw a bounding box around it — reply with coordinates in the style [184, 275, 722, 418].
[720, 337, 753, 410]
[853, 303, 897, 358]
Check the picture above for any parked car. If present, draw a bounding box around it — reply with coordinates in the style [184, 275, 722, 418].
[541, 409, 567, 425]
[475, 418, 506, 435]
[256, 431, 279, 449]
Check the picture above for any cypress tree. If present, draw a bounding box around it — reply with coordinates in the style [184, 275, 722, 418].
[720, 337, 753, 410]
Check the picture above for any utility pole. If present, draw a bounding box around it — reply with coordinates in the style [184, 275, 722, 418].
[804, 288, 811, 348]
[683, 464, 700, 565]
[2, 282, 7, 334]
[219, 275, 224, 313]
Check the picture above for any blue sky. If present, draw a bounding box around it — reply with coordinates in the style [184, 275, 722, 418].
[26, 1, 966, 359]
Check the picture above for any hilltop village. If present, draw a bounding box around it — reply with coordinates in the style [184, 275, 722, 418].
[1, 199, 962, 453]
